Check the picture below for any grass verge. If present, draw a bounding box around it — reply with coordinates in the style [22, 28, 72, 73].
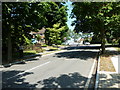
[99, 47, 120, 72]
[114, 47, 120, 51]
[100, 55, 115, 72]
[23, 50, 37, 55]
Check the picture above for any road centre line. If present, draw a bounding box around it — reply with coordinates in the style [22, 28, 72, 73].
[25, 61, 51, 72]
[7, 61, 51, 80]
[6, 50, 76, 80]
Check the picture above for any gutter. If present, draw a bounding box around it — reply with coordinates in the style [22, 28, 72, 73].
[95, 51, 101, 90]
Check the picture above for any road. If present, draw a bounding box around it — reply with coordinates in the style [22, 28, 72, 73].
[2, 46, 99, 89]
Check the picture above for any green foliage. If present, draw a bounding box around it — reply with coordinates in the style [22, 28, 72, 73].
[118, 39, 120, 45]
[46, 23, 67, 45]
[23, 50, 37, 54]
[41, 44, 48, 47]
[2, 2, 68, 57]
[22, 35, 31, 45]
[71, 2, 120, 53]
[90, 35, 101, 44]
[56, 40, 62, 45]
[112, 39, 119, 45]
[36, 34, 41, 41]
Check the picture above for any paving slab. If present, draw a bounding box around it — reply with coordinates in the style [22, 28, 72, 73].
[98, 73, 120, 88]
[97, 47, 120, 89]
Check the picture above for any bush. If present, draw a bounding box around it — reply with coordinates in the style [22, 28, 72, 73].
[41, 44, 48, 47]
[56, 40, 62, 45]
[24, 44, 33, 50]
[112, 39, 118, 45]
[118, 39, 120, 45]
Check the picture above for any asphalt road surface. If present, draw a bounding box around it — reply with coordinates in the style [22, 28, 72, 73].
[2, 47, 99, 89]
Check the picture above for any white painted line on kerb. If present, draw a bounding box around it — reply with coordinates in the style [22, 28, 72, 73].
[7, 61, 51, 80]
[84, 58, 96, 89]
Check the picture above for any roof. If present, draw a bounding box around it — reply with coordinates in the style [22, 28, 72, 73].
[37, 27, 46, 34]
[30, 27, 46, 35]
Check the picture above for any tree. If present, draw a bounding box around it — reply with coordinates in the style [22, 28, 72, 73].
[3, 2, 32, 62]
[44, 2, 68, 44]
[71, 2, 120, 53]
[2, 2, 68, 63]
[46, 23, 67, 45]
[36, 34, 41, 43]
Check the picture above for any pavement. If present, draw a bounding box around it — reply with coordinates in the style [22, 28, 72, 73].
[97, 47, 120, 89]
[111, 56, 119, 73]
[2, 47, 99, 89]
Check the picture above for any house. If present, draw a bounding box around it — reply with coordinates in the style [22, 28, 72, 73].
[30, 27, 46, 44]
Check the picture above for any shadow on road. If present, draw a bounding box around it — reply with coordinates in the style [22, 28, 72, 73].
[63, 45, 119, 50]
[63, 46, 100, 50]
[2, 70, 37, 89]
[54, 50, 98, 60]
[2, 71, 89, 89]
[37, 72, 87, 88]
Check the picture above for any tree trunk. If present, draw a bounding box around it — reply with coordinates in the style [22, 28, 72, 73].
[101, 39, 105, 54]
[7, 30, 12, 63]
[101, 30, 106, 54]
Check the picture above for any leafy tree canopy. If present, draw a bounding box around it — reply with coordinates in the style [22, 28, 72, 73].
[46, 23, 68, 45]
[71, 2, 120, 53]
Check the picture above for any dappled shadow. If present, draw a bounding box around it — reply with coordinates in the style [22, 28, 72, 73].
[63, 45, 120, 50]
[25, 58, 39, 61]
[2, 70, 37, 89]
[23, 52, 38, 57]
[23, 53, 41, 58]
[98, 74, 120, 88]
[100, 50, 120, 57]
[105, 45, 120, 47]
[3, 57, 40, 68]
[47, 49, 58, 51]
[54, 50, 98, 60]
[37, 72, 87, 88]
[88, 74, 96, 88]
[2, 53, 41, 66]
[63, 46, 100, 50]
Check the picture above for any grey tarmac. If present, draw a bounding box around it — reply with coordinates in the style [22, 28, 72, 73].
[2, 48, 99, 88]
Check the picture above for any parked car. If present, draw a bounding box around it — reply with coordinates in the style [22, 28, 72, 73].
[84, 42, 90, 45]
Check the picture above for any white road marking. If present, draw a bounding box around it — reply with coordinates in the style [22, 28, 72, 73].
[25, 61, 50, 72]
[7, 61, 51, 80]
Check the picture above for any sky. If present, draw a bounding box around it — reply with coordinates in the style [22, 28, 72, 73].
[65, 1, 76, 31]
